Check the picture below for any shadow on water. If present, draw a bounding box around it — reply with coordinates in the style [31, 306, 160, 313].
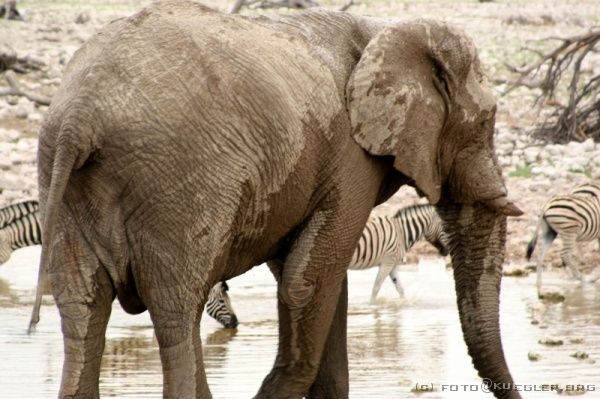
[1, 248, 599, 398]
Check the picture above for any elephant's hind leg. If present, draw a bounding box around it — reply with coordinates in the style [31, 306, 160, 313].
[145, 279, 211, 398]
[50, 228, 115, 398]
[255, 208, 359, 399]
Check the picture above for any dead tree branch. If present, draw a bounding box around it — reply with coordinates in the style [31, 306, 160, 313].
[338, 0, 355, 12]
[0, 71, 51, 105]
[505, 29, 600, 143]
[229, 0, 318, 13]
[0, 48, 45, 74]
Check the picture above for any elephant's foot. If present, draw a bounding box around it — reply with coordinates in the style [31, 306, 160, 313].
[254, 362, 319, 399]
[307, 381, 349, 399]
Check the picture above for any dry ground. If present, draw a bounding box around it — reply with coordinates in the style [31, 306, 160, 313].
[1, 0, 600, 276]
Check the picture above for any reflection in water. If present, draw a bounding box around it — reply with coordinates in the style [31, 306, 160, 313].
[203, 327, 238, 371]
[1, 248, 599, 398]
[100, 333, 162, 397]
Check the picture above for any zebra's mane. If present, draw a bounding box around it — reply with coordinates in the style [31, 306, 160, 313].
[392, 203, 432, 219]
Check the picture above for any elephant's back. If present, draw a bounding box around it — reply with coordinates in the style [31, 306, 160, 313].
[43, 1, 346, 192]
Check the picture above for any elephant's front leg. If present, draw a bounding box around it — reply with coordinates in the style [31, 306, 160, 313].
[307, 276, 349, 399]
[255, 209, 360, 399]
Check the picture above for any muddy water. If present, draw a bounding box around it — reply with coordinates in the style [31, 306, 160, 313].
[1, 247, 599, 398]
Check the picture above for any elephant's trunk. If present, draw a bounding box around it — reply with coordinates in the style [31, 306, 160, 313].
[438, 202, 521, 399]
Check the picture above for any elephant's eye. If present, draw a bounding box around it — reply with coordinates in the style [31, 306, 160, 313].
[432, 58, 451, 99]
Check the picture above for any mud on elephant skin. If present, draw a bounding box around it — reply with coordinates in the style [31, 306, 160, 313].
[29, 1, 522, 398]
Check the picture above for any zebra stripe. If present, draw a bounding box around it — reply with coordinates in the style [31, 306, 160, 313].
[570, 181, 600, 199]
[208, 204, 447, 326]
[349, 204, 447, 302]
[527, 190, 600, 293]
[205, 281, 238, 329]
[0, 212, 41, 264]
[0, 200, 39, 229]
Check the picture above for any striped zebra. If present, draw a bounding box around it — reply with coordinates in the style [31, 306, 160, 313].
[0, 211, 41, 264]
[570, 181, 600, 199]
[205, 281, 238, 328]
[349, 203, 448, 303]
[212, 204, 447, 325]
[0, 205, 239, 328]
[0, 199, 38, 229]
[526, 184, 600, 293]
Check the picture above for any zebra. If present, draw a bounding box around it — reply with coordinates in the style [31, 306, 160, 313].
[0, 211, 41, 264]
[570, 181, 600, 199]
[205, 281, 238, 328]
[210, 204, 448, 324]
[0, 199, 38, 229]
[0, 206, 239, 328]
[349, 203, 448, 303]
[526, 189, 600, 294]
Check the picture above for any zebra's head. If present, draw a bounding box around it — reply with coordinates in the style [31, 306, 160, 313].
[423, 211, 449, 257]
[206, 281, 238, 329]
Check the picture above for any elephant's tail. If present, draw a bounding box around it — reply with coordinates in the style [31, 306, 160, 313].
[28, 126, 98, 333]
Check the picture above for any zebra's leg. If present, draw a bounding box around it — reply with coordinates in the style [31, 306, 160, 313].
[536, 220, 557, 294]
[536, 236, 554, 295]
[370, 264, 393, 303]
[560, 235, 584, 282]
[388, 264, 404, 298]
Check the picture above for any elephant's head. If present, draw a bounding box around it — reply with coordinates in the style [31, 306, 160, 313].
[347, 20, 522, 399]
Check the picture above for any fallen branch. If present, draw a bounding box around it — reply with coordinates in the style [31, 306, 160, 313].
[505, 29, 600, 143]
[229, 0, 318, 13]
[0, 49, 45, 73]
[339, 0, 355, 12]
[0, 71, 51, 105]
[0, 1, 22, 21]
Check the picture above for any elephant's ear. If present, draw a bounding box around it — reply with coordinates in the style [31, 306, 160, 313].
[347, 23, 450, 205]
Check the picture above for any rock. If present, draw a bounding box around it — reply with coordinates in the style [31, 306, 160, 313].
[545, 144, 563, 156]
[569, 337, 584, 344]
[0, 129, 19, 142]
[581, 138, 595, 152]
[570, 351, 589, 360]
[0, 158, 11, 170]
[523, 147, 540, 163]
[538, 337, 564, 346]
[75, 12, 90, 24]
[528, 352, 540, 361]
[538, 291, 565, 303]
[503, 267, 529, 277]
[13, 98, 35, 120]
[27, 112, 44, 123]
[531, 166, 543, 176]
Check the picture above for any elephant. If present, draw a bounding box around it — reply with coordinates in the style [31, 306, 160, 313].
[29, 1, 523, 398]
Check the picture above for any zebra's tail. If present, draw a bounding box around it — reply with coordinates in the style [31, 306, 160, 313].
[526, 215, 545, 261]
[526, 216, 556, 261]
[526, 229, 537, 261]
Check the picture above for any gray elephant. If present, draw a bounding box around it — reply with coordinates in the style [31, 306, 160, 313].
[29, 1, 522, 398]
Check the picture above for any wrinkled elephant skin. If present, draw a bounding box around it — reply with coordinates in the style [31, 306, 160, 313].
[30, 1, 522, 398]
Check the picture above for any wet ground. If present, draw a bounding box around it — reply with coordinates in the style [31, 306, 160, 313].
[1, 247, 599, 398]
